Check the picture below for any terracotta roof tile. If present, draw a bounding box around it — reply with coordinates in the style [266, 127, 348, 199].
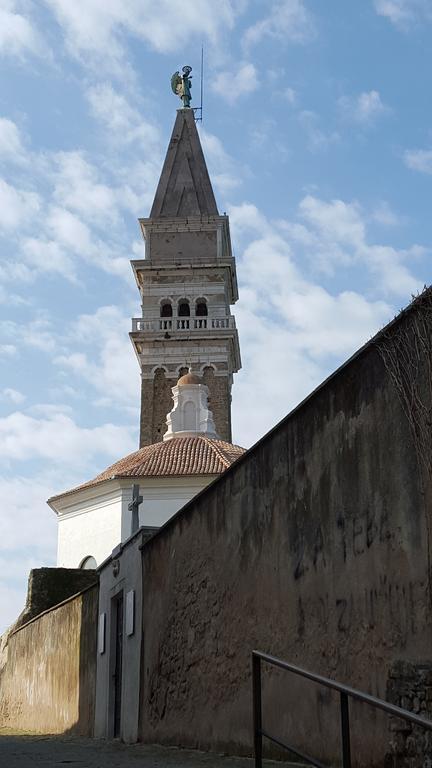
[49, 436, 245, 502]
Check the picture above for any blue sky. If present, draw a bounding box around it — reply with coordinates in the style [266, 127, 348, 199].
[0, 0, 431, 633]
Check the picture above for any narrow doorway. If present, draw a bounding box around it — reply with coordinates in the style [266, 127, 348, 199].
[113, 593, 124, 738]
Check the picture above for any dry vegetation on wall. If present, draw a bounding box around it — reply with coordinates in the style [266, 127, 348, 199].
[375, 286, 432, 603]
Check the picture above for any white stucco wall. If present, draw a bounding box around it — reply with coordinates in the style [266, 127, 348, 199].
[56, 487, 123, 569]
[121, 476, 216, 539]
[52, 475, 217, 569]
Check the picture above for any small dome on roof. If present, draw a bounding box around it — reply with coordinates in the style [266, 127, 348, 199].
[177, 371, 202, 386]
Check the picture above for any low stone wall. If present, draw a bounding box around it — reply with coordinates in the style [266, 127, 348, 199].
[0, 584, 98, 735]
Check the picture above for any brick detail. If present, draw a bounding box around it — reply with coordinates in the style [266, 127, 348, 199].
[202, 367, 231, 443]
[140, 370, 175, 447]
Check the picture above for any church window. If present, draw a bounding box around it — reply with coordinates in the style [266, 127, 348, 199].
[195, 298, 208, 317]
[178, 299, 190, 317]
[80, 555, 97, 569]
[160, 300, 172, 317]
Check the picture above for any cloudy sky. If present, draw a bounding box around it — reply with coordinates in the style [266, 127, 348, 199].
[0, 0, 431, 633]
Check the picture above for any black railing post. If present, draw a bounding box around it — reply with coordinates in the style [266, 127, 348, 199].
[340, 691, 352, 768]
[252, 653, 263, 768]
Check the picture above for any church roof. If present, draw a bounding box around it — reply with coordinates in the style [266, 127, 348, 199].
[48, 436, 246, 501]
[150, 108, 218, 218]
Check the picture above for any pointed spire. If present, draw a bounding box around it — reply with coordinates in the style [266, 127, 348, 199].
[150, 109, 218, 219]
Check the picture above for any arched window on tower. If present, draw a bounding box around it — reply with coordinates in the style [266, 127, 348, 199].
[194, 298, 208, 329]
[80, 555, 97, 570]
[160, 300, 173, 318]
[195, 298, 208, 317]
[178, 299, 190, 317]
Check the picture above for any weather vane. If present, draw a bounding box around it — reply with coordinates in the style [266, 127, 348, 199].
[171, 65, 193, 109]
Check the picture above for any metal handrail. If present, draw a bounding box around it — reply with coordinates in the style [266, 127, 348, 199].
[252, 650, 432, 768]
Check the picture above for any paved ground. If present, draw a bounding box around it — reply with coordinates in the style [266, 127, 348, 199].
[0, 732, 307, 768]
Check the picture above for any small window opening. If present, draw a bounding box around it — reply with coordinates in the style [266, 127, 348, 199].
[80, 555, 97, 570]
[178, 300, 190, 317]
[195, 299, 208, 317]
[160, 301, 172, 318]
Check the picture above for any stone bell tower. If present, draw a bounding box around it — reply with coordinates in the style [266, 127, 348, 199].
[130, 107, 241, 447]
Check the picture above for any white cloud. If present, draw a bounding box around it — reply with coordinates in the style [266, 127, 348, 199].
[0, 581, 30, 635]
[44, 0, 237, 74]
[0, 90, 162, 293]
[0, 179, 40, 232]
[212, 62, 258, 104]
[51, 151, 118, 222]
[21, 237, 78, 282]
[29, 403, 74, 417]
[298, 111, 340, 152]
[300, 195, 365, 245]
[0, 406, 136, 634]
[230, 207, 391, 444]
[0, 474, 60, 634]
[200, 128, 242, 194]
[1, 388, 25, 405]
[1, 316, 57, 353]
[46, 205, 93, 254]
[403, 148, 432, 174]
[0, 402, 135, 635]
[339, 90, 389, 124]
[243, 0, 315, 48]
[85, 83, 161, 151]
[0, 117, 24, 159]
[0, 1, 42, 59]
[0, 410, 135, 466]
[298, 195, 421, 295]
[55, 306, 139, 411]
[229, 195, 428, 445]
[229, 202, 268, 236]
[374, 0, 432, 26]
[43, 206, 129, 278]
[0, 476, 56, 556]
[0, 344, 17, 357]
[283, 87, 297, 104]
[372, 201, 400, 226]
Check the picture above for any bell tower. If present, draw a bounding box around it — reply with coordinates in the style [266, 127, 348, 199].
[130, 107, 241, 447]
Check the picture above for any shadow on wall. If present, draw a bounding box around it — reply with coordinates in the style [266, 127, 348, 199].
[0, 572, 99, 737]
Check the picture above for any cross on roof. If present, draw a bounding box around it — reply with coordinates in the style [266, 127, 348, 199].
[128, 484, 143, 536]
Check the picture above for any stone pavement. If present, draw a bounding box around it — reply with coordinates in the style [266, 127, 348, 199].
[0, 731, 307, 768]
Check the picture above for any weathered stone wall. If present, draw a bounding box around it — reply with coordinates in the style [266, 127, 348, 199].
[386, 661, 432, 767]
[139, 304, 432, 767]
[150, 230, 218, 263]
[0, 584, 98, 735]
[140, 369, 176, 446]
[202, 366, 231, 443]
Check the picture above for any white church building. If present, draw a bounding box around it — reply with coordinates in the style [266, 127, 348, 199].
[48, 106, 245, 570]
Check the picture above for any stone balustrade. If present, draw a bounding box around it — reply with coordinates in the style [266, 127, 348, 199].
[131, 315, 236, 333]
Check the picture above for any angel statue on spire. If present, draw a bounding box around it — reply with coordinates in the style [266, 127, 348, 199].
[171, 65, 192, 108]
